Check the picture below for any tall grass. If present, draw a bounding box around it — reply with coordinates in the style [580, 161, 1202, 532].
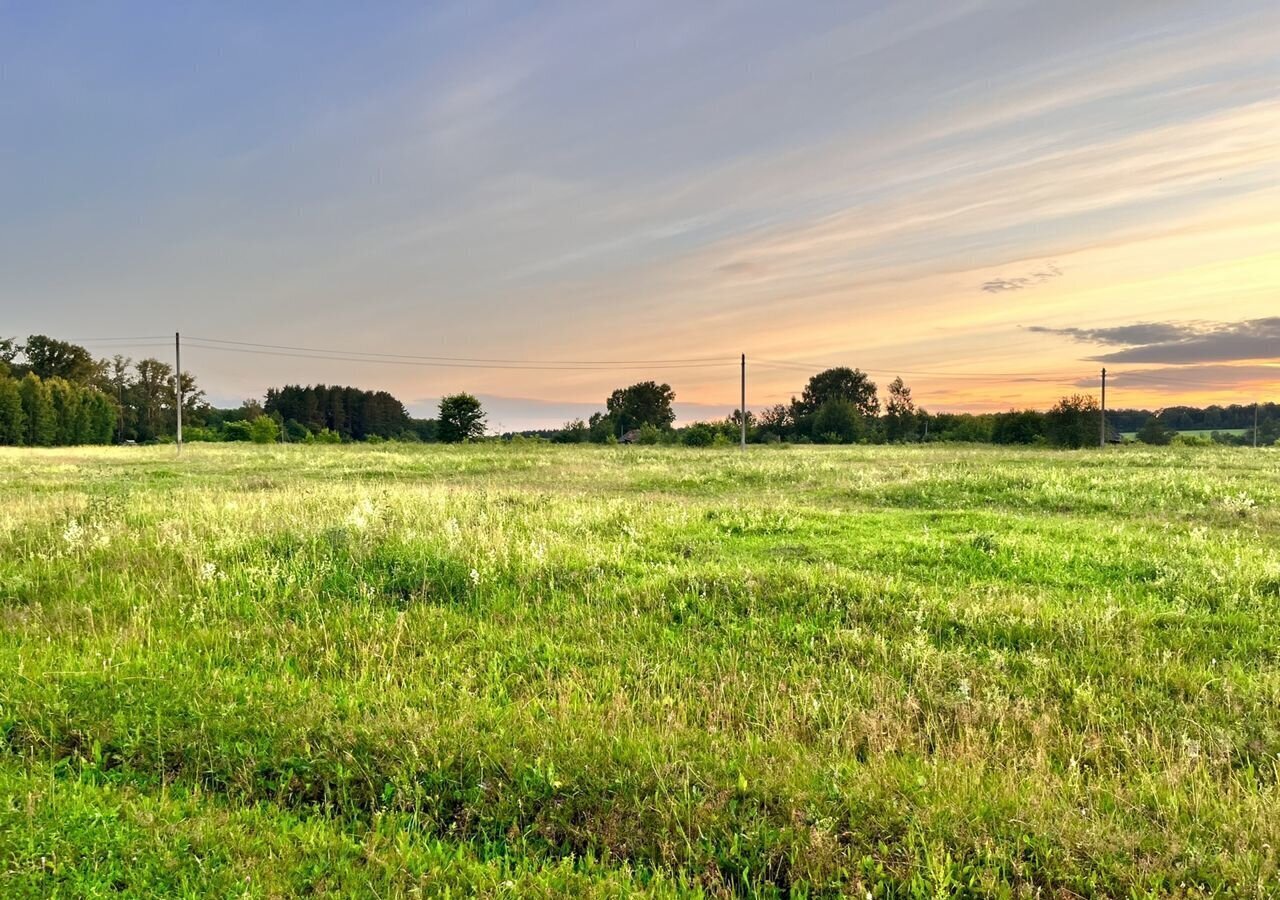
[1, 443, 1278, 897]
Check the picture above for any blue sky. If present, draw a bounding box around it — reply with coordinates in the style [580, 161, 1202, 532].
[2, 1, 1278, 428]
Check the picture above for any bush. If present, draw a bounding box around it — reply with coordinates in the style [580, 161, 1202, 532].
[223, 421, 252, 442]
[811, 399, 862, 443]
[182, 426, 222, 443]
[1137, 417, 1174, 446]
[249, 417, 279, 444]
[308, 428, 343, 444]
[681, 424, 715, 446]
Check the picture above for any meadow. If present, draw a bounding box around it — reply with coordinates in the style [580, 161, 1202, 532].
[1, 442, 1278, 898]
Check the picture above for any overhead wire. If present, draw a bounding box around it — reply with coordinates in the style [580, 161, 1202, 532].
[181, 340, 734, 372]
[186, 335, 732, 367]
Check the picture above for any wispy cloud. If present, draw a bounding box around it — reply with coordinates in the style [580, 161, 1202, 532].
[1026, 322, 1190, 345]
[981, 264, 1062, 294]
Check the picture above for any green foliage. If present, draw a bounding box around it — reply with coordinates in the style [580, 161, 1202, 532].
[307, 428, 343, 444]
[680, 423, 715, 446]
[249, 416, 280, 444]
[0, 377, 24, 445]
[606, 381, 676, 431]
[811, 397, 862, 443]
[587, 412, 618, 443]
[637, 423, 661, 445]
[0, 443, 1277, 896]
[1137, 416, 1175, 445]
[991, 409, 1045, 445]
[222, 421, 252, 442]
[1045, 394, 1101, 448]
[798, 366, 879, 417]
[17, 373, 55, 446]
[437, 393, 486, 443]
[19, 334, 101, 383]
[265, 384, 411, 441]
[552, 419, 589, 443]
[884, 376, 918, 442]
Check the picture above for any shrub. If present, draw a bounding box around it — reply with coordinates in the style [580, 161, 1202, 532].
[681, 424, 715, 446]
[249, 417, 279, 444]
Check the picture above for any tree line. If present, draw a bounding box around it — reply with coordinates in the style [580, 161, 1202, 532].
[531, 371, 1121, 448]
[1, 334, 1274, 448]
[0, 336, 187, 446]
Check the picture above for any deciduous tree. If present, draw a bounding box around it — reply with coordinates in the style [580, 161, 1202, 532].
[798, 368, 879, 418]
[438, 393, 486, 443]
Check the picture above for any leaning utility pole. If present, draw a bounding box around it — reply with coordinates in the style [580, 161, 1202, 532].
[175, 332, 183, 455]
[740, 353, 747, 450]
[1099, 367, 1107, 448]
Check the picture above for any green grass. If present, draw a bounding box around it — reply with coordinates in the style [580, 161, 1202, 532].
[1, 442, 1278, 897]
[1120, 428, 1248, 439]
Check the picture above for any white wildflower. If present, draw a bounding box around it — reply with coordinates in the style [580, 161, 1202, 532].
[199, 562, 220, 582]
[469, 567, 481, 586]
[1221, 492, 1256, 517]
[62, 519, 84, 549]
[346, 497, 375, 530]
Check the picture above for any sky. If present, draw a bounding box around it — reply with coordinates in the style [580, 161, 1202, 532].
[2, 1, 1278, 430]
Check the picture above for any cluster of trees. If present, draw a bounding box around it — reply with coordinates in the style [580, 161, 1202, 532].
[0, 372, 116, 446]
[192, 389, 486, 445]
[262, 384, 426, 442]
[925, 401, 1277, 447]
[535, 370, 930, 446]
[0, 335, 188, 446]
[532, 370, 1279, 450]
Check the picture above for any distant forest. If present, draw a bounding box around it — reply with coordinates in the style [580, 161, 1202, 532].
[0, 333, 1275, 447]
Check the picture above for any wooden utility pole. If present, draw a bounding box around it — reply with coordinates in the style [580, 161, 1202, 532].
[1099, 367, 1107, 447]
[175, 332, 182, 455]
[740, 354, 747, 450]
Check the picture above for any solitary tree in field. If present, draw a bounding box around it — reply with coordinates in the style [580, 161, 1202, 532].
[438, 393, 486, 442]
[798, 367, 879, 418]
[606, 382, 676, 433]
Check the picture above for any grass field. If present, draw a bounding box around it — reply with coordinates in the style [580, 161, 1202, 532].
[1119, 429, 1248, 440]
[1, 443, 1278, 898]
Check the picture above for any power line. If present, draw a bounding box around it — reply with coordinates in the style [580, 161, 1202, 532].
[182, 340, 734, 372]
[752, 358, 1079, 382]
[186, 335, 732, 366]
